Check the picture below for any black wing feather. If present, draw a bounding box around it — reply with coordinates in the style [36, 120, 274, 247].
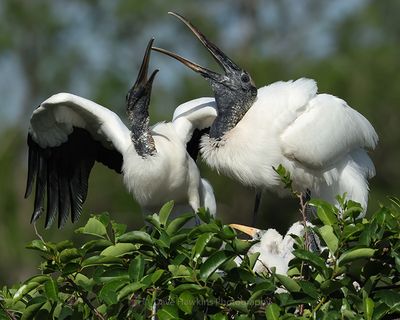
[186, 127, 210, 161]
[45, 153, 59, 227]
[25, 135, 39, 198]
[26, 127, 123, 228]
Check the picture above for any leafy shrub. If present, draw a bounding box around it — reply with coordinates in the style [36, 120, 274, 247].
[1, 197, 400, 319]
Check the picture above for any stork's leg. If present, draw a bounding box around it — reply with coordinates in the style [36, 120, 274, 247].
[302, 189, 321, 252]
[303, 189, 316, 220]
[252, 189, 262, 227]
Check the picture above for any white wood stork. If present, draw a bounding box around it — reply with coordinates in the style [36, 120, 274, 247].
[231, 222, 312, 275]
[152, 13, 378, 215]
[25, 39, 217, 228]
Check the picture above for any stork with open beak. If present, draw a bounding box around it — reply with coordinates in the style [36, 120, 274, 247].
[25, 38, 217, 228]
[152, 12, 378, 220]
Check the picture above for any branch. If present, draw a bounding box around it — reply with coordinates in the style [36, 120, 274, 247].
[67, 279, 105, 320]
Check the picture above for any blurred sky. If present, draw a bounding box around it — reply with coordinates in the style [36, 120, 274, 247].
[0, 0, 366, 129]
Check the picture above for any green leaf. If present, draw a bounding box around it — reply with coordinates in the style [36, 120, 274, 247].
[293, 249, 327, 271]
[98, 212, 110, 227]
[298, 281, 319, 299]
[26, 240, 48, 253]
[170, 233, 188, 246]
[100, 243, 136, 257]
[157, 305, 179, 320]
[232, 238, 254, 254]
[363, 296, 374, 320]
[219, 225, 237, 240]
[189, 223, 220, 237]
[97, 268, 129, 283]
[248, 252, 261, 270]
[168, 265, 191, 277]
[273, 164, 292, 189]
[155, 230, 171, 248]
[75, 273, 94, 291]
[159, 200, 174, 225]
[374, 290, 400, 308]
[145, 213, 161, 230]
[200, 251, 233, 281]
[166, 213, 194, 235]
[44, 278, 59, 301]
[192, 232, 214, 260]
[59, 248, 82, 263]
[151, 269, 165, 284]
[129, 255, 145, 282]
[55, 240, 74, 251]
[13, 282, 42, 302]
[275, 274, 301, 292]
[177, 291, 195, 314]
[20, 300, 47, 320]
[171, 283, 206, 295]
[61, 263, 80, 275]
[197, 207, 211, 223]
[81, 255, 122, 267]
[117, 230, 153, 245]
[99, 280, 126, 305]
[23, 275, 50, 285]
[117, 282, 145, 301]
[81, 217, 107, 238]
[111, 221, 126, 238]
[266, 303, 281, 320]
[338, 248, 376, 266]
[309, 199, 338, 225]
[228, 300, 248, 313]
[210, 313, 228, 320]
[81, 239, 113, 253]
[319, 225, 339, 254]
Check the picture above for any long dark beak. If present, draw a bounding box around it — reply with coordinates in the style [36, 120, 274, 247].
[133, 38, 159, 89]
[152, 12, 240, 79]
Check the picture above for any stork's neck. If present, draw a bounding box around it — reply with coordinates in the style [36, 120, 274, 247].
[128, 111, 156, 157]
[210, 96, 254, 140]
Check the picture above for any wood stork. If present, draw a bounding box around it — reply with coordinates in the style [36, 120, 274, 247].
[152, 12, 378, 215]
[25, 38, 217, 228]
[231, 222, 313, 275]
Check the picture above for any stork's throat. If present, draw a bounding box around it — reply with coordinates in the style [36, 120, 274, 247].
[209, 101, 250, 140]
[129, 115, 156, 157]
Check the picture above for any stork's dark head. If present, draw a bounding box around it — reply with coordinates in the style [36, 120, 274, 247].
[127, 38, 159, 157]
[126, 38, 159, 126]
[152, 12, 257, 139]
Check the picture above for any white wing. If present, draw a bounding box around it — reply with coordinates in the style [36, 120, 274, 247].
[172, 97, 217, 144]
[280, 93, 378, 169]
[26, 93, 131, 228]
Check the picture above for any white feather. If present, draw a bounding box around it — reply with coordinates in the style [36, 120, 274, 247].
[201, 78, 378, 211]
[30, 93, 217, 216]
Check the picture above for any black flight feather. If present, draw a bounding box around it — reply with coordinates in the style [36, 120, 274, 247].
[186, 127, 210, 161]
[26, 127, 123, 228]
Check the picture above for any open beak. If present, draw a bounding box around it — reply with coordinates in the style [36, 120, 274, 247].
[152, 11, 240, 81]
[230, 223, 260, 238]
[133, 38, 159, 90]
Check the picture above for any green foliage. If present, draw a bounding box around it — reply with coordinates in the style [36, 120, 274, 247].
[0, 198, 400, 319]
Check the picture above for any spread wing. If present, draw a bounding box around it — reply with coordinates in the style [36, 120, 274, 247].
[280, 94, 378, 169]
[25, 93, 131, 228]
[171, 97, 217, 160]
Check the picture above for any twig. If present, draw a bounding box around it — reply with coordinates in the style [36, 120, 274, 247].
[0, 300, 17, 320]
[67, 279, 105, 320]
[297, 192, 310, 251]
[33, 222, 45, 243]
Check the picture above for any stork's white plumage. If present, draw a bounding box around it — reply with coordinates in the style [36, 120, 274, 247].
[25, 39, 216, 228]
[153, 13, 378, 213]
[231, 222, 309, 275]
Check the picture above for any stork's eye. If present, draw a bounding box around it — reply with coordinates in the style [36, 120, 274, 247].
[241, 74, 250, 83]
